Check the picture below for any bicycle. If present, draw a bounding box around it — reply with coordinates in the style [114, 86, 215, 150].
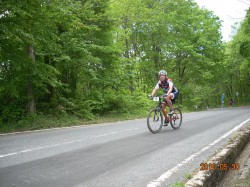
[147, 95, 182, 134]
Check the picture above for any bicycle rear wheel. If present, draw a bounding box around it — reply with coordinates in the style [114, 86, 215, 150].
[147, 108, 163, 134]
[170, 108, 182, 130]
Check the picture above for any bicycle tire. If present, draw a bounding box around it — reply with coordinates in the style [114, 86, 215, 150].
[170, 108, 182, 130]
[147, 108, 163, 134]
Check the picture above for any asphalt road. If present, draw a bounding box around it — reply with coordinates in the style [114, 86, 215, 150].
[0, 107, 250, 187]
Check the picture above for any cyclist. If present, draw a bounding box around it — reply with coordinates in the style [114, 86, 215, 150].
[149, 70, 179, 125]
[221, 93, 225, 108]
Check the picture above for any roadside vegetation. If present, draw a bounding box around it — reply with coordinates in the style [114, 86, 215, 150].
[1, 0, 249, 133]
[172, 182, 185, 187]
[234, 169, 250, 187]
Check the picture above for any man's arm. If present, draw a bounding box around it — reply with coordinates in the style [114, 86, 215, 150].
[151, 82, 160, 97]
[151, 88, 158, 97]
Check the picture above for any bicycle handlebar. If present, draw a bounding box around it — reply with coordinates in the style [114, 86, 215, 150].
[148, 94, 168, 99]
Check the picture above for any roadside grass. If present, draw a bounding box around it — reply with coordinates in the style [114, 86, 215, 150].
[234, 168, 250, 187]
[184, 172, 193, 180]
[0, 114, 79, 133]
[172, 182, 185, 187]
[170, 172, 193, 187]
[171, 182, 185, 187]
[0, 110, 148, 133]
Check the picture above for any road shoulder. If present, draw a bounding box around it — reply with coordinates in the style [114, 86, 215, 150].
[185, 121, 250, 187]
[217, 140, 250, 187]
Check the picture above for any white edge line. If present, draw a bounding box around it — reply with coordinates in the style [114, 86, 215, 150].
[146, 118, 250, 187]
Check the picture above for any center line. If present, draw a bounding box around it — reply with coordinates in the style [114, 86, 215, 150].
[0, 128, 139, 159]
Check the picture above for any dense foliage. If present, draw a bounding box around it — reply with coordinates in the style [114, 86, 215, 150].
[0, 0, 249, 124]
[222, 8, 250, 105]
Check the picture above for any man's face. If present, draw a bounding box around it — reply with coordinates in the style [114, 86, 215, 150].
[159, 75, 166, 81]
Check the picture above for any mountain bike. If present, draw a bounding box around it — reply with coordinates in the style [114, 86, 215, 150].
[147, 95, 182, 134]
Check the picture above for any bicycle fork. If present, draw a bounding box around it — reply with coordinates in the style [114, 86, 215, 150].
[153, 110, 160, 122]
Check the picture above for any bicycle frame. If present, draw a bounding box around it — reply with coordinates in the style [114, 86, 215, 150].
[147, 95, 182, 133]
[152, 95, 169, 112]
[154, 97, 163, 111]
[152, 96, 179, 121]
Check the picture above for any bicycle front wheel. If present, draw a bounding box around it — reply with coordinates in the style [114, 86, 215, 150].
[147, 108, 163, 134]
[170, 108, 182, 130]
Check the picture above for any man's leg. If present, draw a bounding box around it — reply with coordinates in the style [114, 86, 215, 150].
[161, 103, 167, 118]
[164, 94, 174, 111]
[161, 102, 169, 125]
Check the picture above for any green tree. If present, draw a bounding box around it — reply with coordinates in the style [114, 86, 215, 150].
[109, 0, 224, 107]
[0, 0, 117, 122]
[221, 8, 250, 105]
[0, 0, 61, 119]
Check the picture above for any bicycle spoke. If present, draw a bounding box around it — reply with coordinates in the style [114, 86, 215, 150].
[147, 109, 163, 134]
[170, 108, 182, 130]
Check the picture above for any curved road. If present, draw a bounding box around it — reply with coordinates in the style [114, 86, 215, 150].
[0, 107, 250, 187]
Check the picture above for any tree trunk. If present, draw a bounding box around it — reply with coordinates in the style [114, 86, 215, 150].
[27, 45, 36, 114]
[179, 89, 183, 105]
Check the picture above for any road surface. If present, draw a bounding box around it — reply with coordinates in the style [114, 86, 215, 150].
[0, 107, 250, 187]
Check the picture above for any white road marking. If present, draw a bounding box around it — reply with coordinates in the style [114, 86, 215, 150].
[147, 118, 250, 187]
[0, 128, 139, 159]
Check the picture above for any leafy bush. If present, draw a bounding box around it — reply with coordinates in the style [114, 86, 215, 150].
[0, 104, 26, 123]
[117, 91, 152, 113]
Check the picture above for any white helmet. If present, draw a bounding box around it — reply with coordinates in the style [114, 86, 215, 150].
[158, 70, 167, 76]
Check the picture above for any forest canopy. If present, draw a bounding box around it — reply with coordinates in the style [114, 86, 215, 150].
[0, 0, 249, 124]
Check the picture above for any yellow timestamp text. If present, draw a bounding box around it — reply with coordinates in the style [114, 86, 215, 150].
[200, 162, 240, 171]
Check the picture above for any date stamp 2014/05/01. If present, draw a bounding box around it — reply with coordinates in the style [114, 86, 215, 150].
[200, 163, 240, 171]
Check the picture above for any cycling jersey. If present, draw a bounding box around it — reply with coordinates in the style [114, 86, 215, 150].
[154, 78, 178, 93]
